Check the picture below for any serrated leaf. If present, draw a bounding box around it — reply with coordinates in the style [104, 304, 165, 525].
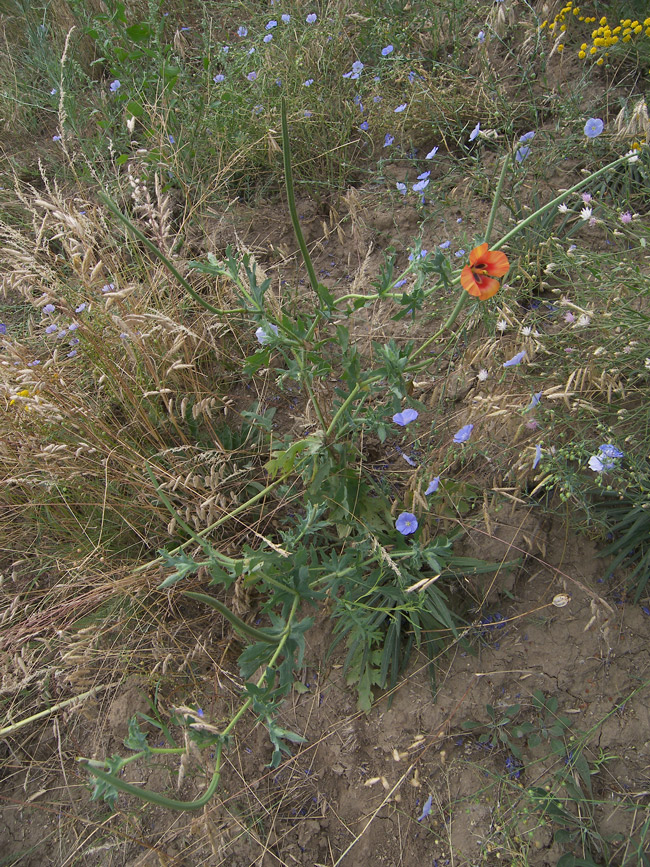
[126, 21, 151, 42]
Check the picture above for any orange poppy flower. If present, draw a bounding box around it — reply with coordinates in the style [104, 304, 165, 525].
[460, 243, 510, 301]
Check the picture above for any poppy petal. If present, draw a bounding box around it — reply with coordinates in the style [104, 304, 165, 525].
[468, 242, 488, 267]
[460, 265, 478, 294]
[481, 249, 509, 277]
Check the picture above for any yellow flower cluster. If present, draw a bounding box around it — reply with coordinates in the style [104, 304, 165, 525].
[540, 3, 650, 71]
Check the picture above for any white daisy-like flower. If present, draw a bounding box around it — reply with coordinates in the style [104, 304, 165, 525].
[557, 203, 569, 213]
[496, 319, 508, 332]
[521, 326, 532, 337]
[626, 150, 639, 163]
[477, 368, 489, 381]
[576, 314, 591, 327]
[580, 206, 592, 221]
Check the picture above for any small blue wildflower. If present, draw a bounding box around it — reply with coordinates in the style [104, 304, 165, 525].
[393, 408, 418, 426]
[417, 170, 431, 180]
[52, 134, 62, 142]
[57, 330, 67, 339]
[266, 20, 277, 29]
[417, 794, 433, 821]
[69, 337, 79, 346]
[425, 146, 438, 158]
[584, 118, 604, 138]
[304, 110, 313, 117]
[515, 146, 530, 162]
[109, 79, 121, 92]
[43, 304, 55, 314]
[519, 130, 535, 142]
[478, 30, 485, 42]
[598, 444, 623, 458]
[0, 323, 6, 335]
[263, 33, 273, 42]
[454, 249, 466, 257]
[75, 303, 87, 313]
[253, 104, 263, 115]
[343, 60, 364, 80]
[469, 122, 481, 141]
[196, 707, 205, 718]
[213, 73, 225, 83]
[373, 95, 382, 103]
[503, 350, 526, 367]
[67, 349, 77, 358]
[306, 13, 317, 23]
[533, 444, 542, 469]
[408, 70, 417, 83]
[222, 45, 229, 53]
[439, 240, 451, 249]
[255, 324, 279, 344]
[303, 78, 314, 86]
[50, 87, 57, 95]
[381, 45, 394, 56]
[394, 103, 407, 113]
[588, 454, 615, 473]
[68, 323, 79, 331]
[384, 133, 394, 147]
[101, 283, 115, 293]
[248, 47, 256, 54]
[408, 250, 427, 261]
[413, 178, 429, 192]
[425, 477, 440, 495]
[396, 512, 418, 535]
[45, 323, 57, 334]
[281, 13, 290, 23]
[394, 279, 407, 288]
[453, 424, 474, 444]
[28, 360, 41, 366]
[402, 453, 417, 467]
[396, 182, 407, 195]
[247, 71, 258, 81]
[527, 392, 542, 410]
[359, 120, 369, 131]
[237, 25, 248, 36]
[168, 134, 175, 144]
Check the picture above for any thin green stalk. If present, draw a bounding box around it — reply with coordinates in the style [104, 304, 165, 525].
[281, 98, 320, 298]
[0, 684, 113, 737]
[98, 193, 232, 316]
[484, 153, 511, 244]
[183, 591, 282, 644]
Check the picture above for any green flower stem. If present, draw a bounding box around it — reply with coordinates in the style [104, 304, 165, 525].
[0, 684, 112, 737]
[485, 153, 511, 244]
[136, 471, 294, 574]
[79, 596, 300, 811]
[183, 591, 282, 644]
[98, 193, 232, 317]
[281, 98, 320, 298]
[492, 153, 629, 250]
[290, 349, 329, 431]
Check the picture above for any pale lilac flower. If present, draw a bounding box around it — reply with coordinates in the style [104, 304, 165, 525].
[69, 337, 79, 346]
[43, 303, 55, 314]
[402, 453, 417, 467]
[417, 171, 430, 180]
[306, 13, 317, 23]
[304, 110, 313, 117]
[439, 240, 450, 249]
[519, 131, 535, 142]
[57, 330, 67, 339]
[589, 454, 614, 472]
[393, 408, 419, 426]
[68, 322, 79, 331]
[255, 324, 279, 344]
[237, 26, 248, 36]
[453, 424, 473, 443]
[563, 311, 575, 323]
[584, 118, 603, 138]
[396, 512, 418, 535]
[477, 368, 489, 381]
[75, 303, 87, 313]
[264, 33, 273, 42]
[581, 192, 592, 203]
[413, 179, 429, 192]
[477, 30, 485, 43]
[417, 794, 433, 821]
[394, 103, 407, 113]
[598, 444, 623, 458]
[396, 182, 406, 195]
[213, 73, 225, 83]
[620, 211, 632, 224]
[424, 478, 440, 495]
[281, 14, 290, 23]
[469, 122, 480, 141]
[50, 87, 57, 95]
[515, 146, 530, 162]
[503, 350, 526, 368]
[247, 71, 258, 81]
[425, 146, 438, 158]
[381, 45, 394, 56]
[384, 133, 394, 147]
[527, 392, 542, 409]
[533, 444, 542, 469]
[45, 323, 57, 334]
[266, 20, 277, 29]
[303, 78, 314, 86]
[52, 134, 62, 142]
[101, 283, 115, 293]
[109, 79, 121, 92]
[67, 349, 77, 358]
[394, 279, 407, 288]
[343, 60, 364, 80]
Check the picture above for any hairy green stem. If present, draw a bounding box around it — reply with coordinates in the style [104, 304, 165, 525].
[484, 153, 511, 244]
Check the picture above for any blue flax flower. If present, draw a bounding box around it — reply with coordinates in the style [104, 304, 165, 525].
[393, 408, 418, 426]
[503, 350, 526, 367]
[394, 103, 407, 113]
[237, 26, 248, 36]
[381, 45, 394, 56]
[213, 73, 225, 83]
[266, 20, 277, 29]
[515, 145, 530, 162]
[359, 121, 369, 131]
[469, 122, 480, 142]
[396, 512, 418, 535]
[396, 182, 406, 195]
[425, 477, 440, 495]
[417, 794, 433, 821]
[453, 424, 473, 443]
[413, 179, 429, 192]
[384, 133, 394, 147]
[306, 13, 317, 23]
[584, 118, 604, 138]
[109, 80, 121, 92]
[533, 444, 542, 469]
[599, 443, 623, 458]
[282, 14, 290, 23]
[425, 146, 438, 158]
